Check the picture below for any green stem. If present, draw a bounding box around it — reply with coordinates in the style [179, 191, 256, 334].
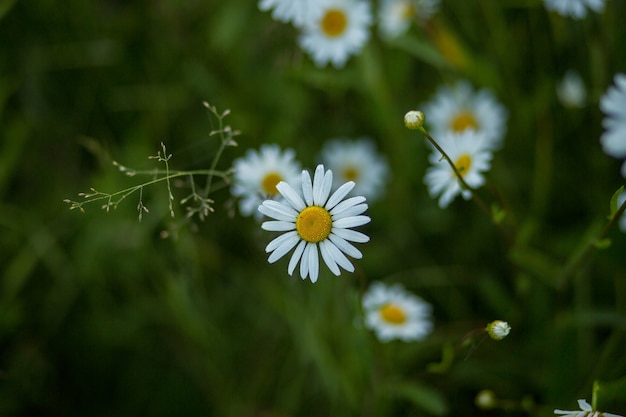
[557, 198, 626, 289]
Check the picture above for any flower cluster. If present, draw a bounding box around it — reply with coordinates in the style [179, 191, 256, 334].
[258, 0, 440, 68]
[420, 80, 507, 208]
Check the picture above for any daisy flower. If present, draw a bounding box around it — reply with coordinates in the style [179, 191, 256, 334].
[424, 129, 493, 208]
[298, 0, 373, 68]
[320, 138, 389, 201]
[258, 0, 324, 27]
[544, 0, 605, 19]
[557, 70, 587, 108]
[258, 164, 371, 283]
[231, 144, 301, 218]
[600, 73, 626, 177]
[423, 80, 508, 150]
[378, 0, 440, 39]
[362, 281, 433, 342]
[554, 399, 623, 417]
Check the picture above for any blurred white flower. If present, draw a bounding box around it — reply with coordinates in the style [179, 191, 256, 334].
[299, 0, 372, 68]
[557, 70, 587, 108]
[362, 282, 433, 342]
[600, 73, 626, 178]
[320, 138, 389, 201]
[554, 399, 623, 417]
[423, 80, 508, 150]
[258, 0, 324, 27]
[544, 0, 605, 19]
[424, 130, 493, 208]
[378, 0, 439, 39]
[231, 144, 301, 218]
[259, 164, 370, 283]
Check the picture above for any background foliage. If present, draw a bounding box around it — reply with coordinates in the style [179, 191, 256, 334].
[1, 0, 625, 415]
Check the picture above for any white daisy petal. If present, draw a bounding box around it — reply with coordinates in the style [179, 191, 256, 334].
[259, 200, 299, 221]
[288, 240, 307, 276]
[333, 215, 371, 228]
[266, 230, 299, 252]
[325, 181, 355, 210]
[331, 203, 369, 219]
[329, 196, 367, 216]
[328, 234, 363, 259]
[262, 220, 296, 232]
[308, 244, 320, 283]
[319, 240, 341, 276]
[331, 227, 370, 243]
[300, 243, 312, 279]
[322, 239, 355, 273]
[600, 73, 626, 161]
[276, 181, 306, 211]
[544, 0, 605, 19]
[302, 169, 313, 206]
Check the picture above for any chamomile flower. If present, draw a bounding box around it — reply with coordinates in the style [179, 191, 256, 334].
[231, 145, 301, 218]
[378, 0, 440, 39]
[258, 0, 323, 27]
[544, 0, 605, 19]
[600, 73, 626, 177]
[298, 0, 373, 68]
[423, 80, 508, 149]
[258, 164, 371, 283]
[557, 70, 587, 108]
[362, 281, 433, 342]
[424, 130, 493, 208]
[320, 138, 389, 201]
[554, 399, 623, 417]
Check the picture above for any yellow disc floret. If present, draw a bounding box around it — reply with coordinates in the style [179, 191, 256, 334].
[380, 303, 407, 325]
[450, 110, 479, 132]
[261, 172, 283, 195]
[454, 154, 472, 177]
[321, 9, 348, 37]
[296, 206, 332, 243]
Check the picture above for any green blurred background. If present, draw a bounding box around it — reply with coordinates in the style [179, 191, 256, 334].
[1, 0, 626, 415]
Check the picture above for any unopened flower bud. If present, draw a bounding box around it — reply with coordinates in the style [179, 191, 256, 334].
[404, 110, 425, 130]
[475, 389, 497, 410]
[486, 320, 511, 340]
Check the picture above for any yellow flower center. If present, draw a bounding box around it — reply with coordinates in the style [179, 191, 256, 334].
[321, 9, 348, 38]
[454, 153, 472, 177]
[343, 166, 359, 181]
[261, 172, 283, 195]
[296, 206, 332, 243]
[450, 110, 479, 132]
[380, 303, 407, 325]
[401, 3, 416, 19]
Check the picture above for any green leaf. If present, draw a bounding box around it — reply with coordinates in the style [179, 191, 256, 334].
[381, 380, 448, 415]
[608, 185, 624, 219]
[593, 238, 612, 249]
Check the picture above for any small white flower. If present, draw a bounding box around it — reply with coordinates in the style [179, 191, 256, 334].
[378, 0, 439, 39]
[423, 80, 508, 150]
[544, 0, 605, 19]
[259, 164, 371, 283]
[298, 0, 373, 68]
[258, 0, 324, 27]
[231, 145, 301, 218]
[486, 320, 511, 340]
[554, 399, 623, 417]
[362, 282, 433, 342]
[320, 138, 389, 201]
[600, 73, 626, 178]
[557, 70, 587, 108]
[424, 130, 493, 208]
